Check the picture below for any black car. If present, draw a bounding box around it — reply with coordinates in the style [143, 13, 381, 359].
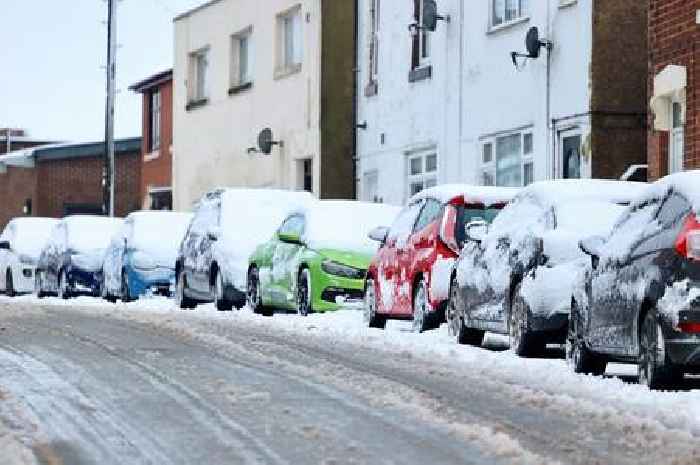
[568, 172, 700, 389]
[174, 188, 312, 311]
[449, 180, 646, 357]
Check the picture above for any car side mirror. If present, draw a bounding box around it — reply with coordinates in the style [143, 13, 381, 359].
[579, 236, 605, 268]
[278, 232, 302, 245]
[465, 220, 489, 244]
[368, 226, 389, 244]
[0, 241, 10, 250]
[207, 227, 221, 242]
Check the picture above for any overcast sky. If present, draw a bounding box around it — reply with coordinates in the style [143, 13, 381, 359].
[0, 0, 204, 143]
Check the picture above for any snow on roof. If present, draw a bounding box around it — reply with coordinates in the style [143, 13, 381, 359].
[652, 170, 700, 212]
[409, 184, 520, 206]
[521, 179, 648, 207]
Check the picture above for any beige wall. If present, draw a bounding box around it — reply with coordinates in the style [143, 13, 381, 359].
[173, 0, 322, 209]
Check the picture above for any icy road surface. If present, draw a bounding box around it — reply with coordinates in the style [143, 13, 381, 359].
[1, 297, 700, 464]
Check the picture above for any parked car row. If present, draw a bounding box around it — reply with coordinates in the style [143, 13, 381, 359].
[0, 173, 698, 389]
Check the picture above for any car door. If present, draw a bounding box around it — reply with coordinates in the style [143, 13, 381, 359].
[49, 222, 67, 291]
[588, 197, 663, 353]
[270, 214, 306, 308]
[0, 222, 13, 290]
[399, 198, 442, 316]
[114, 222, 131, 293]
[193, 199, 221, 295]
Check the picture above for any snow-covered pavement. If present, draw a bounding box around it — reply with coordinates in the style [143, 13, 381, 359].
[1, 296, 700, 464]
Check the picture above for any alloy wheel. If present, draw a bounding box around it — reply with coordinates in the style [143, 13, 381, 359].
[363, 280, 376, 325]
[412, 282, 428, 333]
[446, 278, 462, 339]
[509, 302, 525, 353]
[58, 271, 68, 300]
[297, 270, 311, 317]
[6, 271, 14, 297]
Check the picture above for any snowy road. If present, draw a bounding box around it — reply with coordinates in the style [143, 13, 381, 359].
[1, 298, 700, 464]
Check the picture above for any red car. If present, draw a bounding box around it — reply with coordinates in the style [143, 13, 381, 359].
[364, 185, 519, 332]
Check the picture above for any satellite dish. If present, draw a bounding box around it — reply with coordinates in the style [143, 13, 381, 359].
[422, 0, 438, 32]
[257, 128, 277, 155]
[525, 27, 541, 58]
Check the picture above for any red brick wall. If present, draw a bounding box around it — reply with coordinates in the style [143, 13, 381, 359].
[648, 0, 700, 179]
[140, 79, 173, 207]
[36, 153, 142, 219]
[0, 166, 38, 229]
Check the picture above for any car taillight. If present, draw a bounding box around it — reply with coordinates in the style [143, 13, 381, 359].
[679, 322, 700, 333]
[440, 205, 460, 253]
[676, 214, 700, 260]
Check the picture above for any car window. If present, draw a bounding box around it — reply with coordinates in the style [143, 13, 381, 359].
[632, 191, 693, 256]
[387, 202, 423, 246]
[601, 198, 661, 262]
[279, 214, 305, 236]
[414, 199, 442, 232]
[657, 191, 691, 227]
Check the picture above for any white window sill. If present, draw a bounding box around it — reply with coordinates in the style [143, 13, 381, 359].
[559, 0, 578, 8]
[487, 16, 530, 35]
[145, 150, 160, 162]
[274, 63, 302, 80]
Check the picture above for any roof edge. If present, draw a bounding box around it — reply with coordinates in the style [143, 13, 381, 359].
[174, 0, 223, 22]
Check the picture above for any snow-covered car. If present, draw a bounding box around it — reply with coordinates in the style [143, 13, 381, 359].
[248, 201, 401, 316]
[568, 171, 700, 389]
[450, 180, 647, 356]
[175, 188, 314, 311]
[0, 217, 59, 296]
[36, 215, 123, 299]
[101, 211, 193, 302]
[363, 185, 518, 333]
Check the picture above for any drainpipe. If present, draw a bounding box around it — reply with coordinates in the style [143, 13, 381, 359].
[352, 0, 359, 199]
[546, 0, 553, 179]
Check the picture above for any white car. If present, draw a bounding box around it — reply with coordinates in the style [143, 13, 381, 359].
[0, 217, 60, 295]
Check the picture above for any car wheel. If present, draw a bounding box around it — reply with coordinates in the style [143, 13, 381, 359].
[638, 311, 682, 390]
[6, 270, 15, 298]
[412, 279, 434, 334]
[509, 283, 545, 357]
[566, 300, 606, 375]
[58, 270, 71, 300]
[35, 274, 45, 299]
[248, 267, 272, 317]
[214, 270, 233, 311]
[297, 269, 312, 317]
[121, 270, 133, 303]
[175, 271, 196, 310]
[363, 279, 386, 329]
[446, 276, 484, 345]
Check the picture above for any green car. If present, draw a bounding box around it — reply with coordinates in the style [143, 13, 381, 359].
[247, 200, 400, 316]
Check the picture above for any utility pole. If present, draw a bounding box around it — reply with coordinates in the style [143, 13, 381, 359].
[103, 0, 117, 216]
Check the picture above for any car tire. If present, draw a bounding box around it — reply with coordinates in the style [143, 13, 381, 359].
[363, 279, 386, 329]
[214, 269, 233, 312]
[175, 271, 196, 310]
[638, 310, 683, 390]
[121, 270, 133, 303]
[35, 274, 45, 299]
[412, 278, 435, 334]
[101, 278, 117, 304]
[509, 283, 545, 357]
[566, 300, 607, 376]
[447, 277, 485, 346]
[248, 267, 272, 317]
[58, 270, 71, 300]
[6, 270, 15, 298]
[297, 268, 312, 317]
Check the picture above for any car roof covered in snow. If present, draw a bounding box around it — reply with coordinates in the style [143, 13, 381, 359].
[519, 179, 648, 208]
[649, 170, 700, 213]
[409, 184, 519, 206]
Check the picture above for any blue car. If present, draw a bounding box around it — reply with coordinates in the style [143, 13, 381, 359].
[101, 211, 192, 302]
[36, 215, 124, 299]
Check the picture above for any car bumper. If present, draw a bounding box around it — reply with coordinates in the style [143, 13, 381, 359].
[529, 311, 569, 343]
[69, 268, 101, 295]
[664, 301, 700, 367]
[312, 273, 366, 313]
[13, 264, 37, 294]
[128, 267, 176, 297]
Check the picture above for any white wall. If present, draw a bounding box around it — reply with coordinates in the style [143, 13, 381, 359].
[357, 0, 594, 206]
[173, 0, 322, 210]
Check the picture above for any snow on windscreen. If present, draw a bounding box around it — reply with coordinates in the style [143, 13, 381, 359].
[129, 212, 193, 258]
[304, 201, 401, 255]
[218, 189, 314, 257]
[409, 184, 520, 206]
[6, 218, 59, 259]
[66, 216, 123, 253]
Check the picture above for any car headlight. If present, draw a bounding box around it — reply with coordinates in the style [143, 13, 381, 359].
[321, 260, 365, 280]
[132, 251, 157, 271]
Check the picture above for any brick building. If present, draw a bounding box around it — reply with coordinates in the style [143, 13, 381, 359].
[129, 69, 174, 210]
[648, 0, 700, 179]
[0, 138, 142, 229]
[0, 129, 55, 155]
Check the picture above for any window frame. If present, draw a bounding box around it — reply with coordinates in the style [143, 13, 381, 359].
[149, 89, 161, 152]
[365, 0, 381, 96]
[406, 150, 438, 200]
[188, 47, 210, 106]
[480, 130, 534, 187]
[275, 5, 303, 78]
[230, 27, 254, 92]
[489, 0, 529, 30]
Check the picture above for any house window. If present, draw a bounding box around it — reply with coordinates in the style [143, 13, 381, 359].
[366, 0, 381, 96]
[149, 90, 161, 152]
[481, 131, 533, 187]
[189, 48, 209, 102]
[491, 0, 528, 28]
[277, 6, 302, 75]
[412, 0, 430, 69]
[407, 151, 438, 198]
[296, 158, 313, 193]
[149, 188, 172, 211]
[363, 170, 382, 203]
[231, 28, 253, 89]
